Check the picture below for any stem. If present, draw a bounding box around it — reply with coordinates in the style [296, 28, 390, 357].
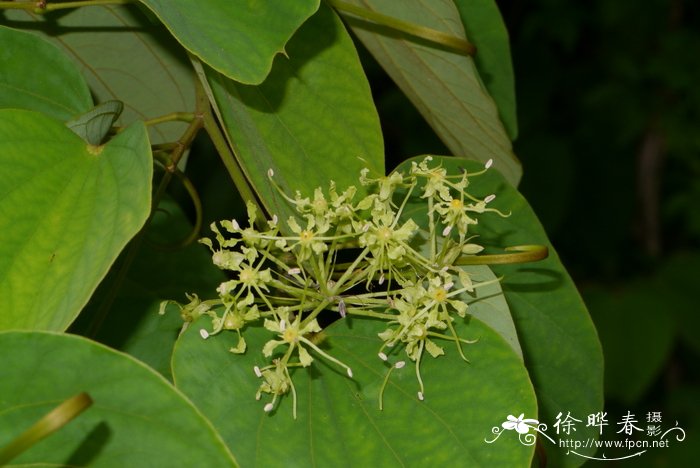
[391, 182, 416, 229]
[167, 168, 203, 247]
[0, 393, 93, 465]
[190, 55, 266, 225]
[0, 0, 131, 12]
[144, 112, 195, 127]
[331, 247, 369, 293]
[346, 308, 395, 321]
[300, 299, 332, 329]
[456, 244, 549, 265]
[327, 0, 475, 56]
[202, 109, 264, 219]
[428, 197, 436, 260]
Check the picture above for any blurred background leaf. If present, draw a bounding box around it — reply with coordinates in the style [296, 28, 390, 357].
[337, 0, 521, 185]
[2, 5, 195, 145]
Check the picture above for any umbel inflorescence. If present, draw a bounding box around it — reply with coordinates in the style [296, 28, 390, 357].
[163, 157, 524, 418]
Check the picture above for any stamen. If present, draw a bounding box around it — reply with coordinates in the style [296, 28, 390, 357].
[442, 225, 452, 236]
[287, 267, 301, 275]
[485, 159, 493, 169]
[199, 329, 210, 340]
[484, 194, 496, 203]
[300, 336, 354, 379]
[264, 403, 274, 412]
[395, 361, 406, 369]
[267, 168, 274, 178]
[254, 366, 262, 378]
[418, 391, 425, 401]
[378, 352, 388, 361]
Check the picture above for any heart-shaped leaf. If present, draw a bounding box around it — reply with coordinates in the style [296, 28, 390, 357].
[0, 331, 237, 467]
[0, 109, 152, 331]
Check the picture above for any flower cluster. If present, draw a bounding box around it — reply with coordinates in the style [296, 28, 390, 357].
[164, 157, 509, 417]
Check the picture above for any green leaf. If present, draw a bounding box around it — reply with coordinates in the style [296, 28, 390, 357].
[397, 156, 603, 466]
[136, 0, 319, 84]
[66, 100, 124, 145]
[0, 331, 237, 467]
[172, 316, 536, 467]
[453, 0, 518, 140]
[3, 5, 196, 145]
[0, 25, 92, 120]
[199, 3, 384, 222]
[456, 265, 522, 358]
[72, 198, 227, 378]
[337, 0, 521, 185]
[0, 109, 152, 331]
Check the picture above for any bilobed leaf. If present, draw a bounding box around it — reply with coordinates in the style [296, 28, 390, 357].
[0, 331, 237, 467]
[0, 109, 152, 331]
[337, 0, 521, 185]
[172, 316, 536, 467]
[66, 100, 124, 145]
[396, 156, 603, 466]
[136, 0, 320, 84]
[453, 0, 518, 140]
[2, 5, 196, 145]
[199, 3, 385, 223]
[0, 25, 92, 120]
